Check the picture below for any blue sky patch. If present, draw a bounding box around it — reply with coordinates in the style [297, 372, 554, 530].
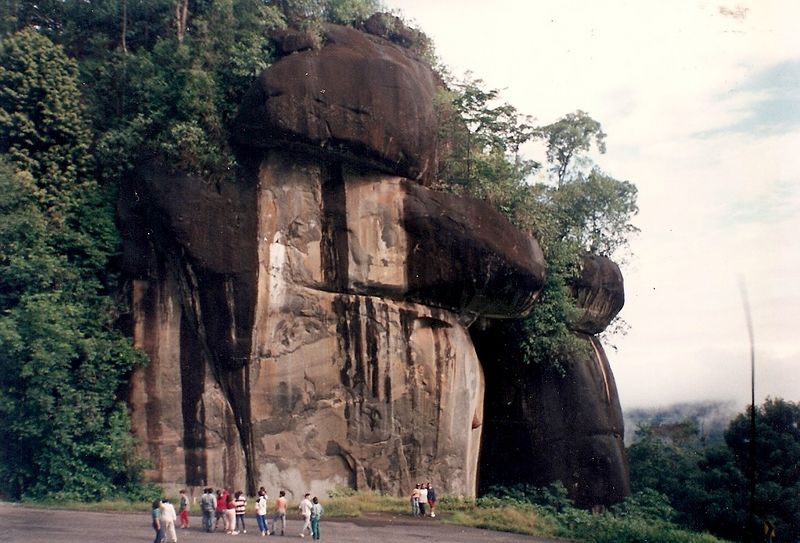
[699, 59, 800, 137]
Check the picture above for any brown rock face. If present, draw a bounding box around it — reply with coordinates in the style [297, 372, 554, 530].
[123, 21, 629, 505]
[233, 24, 440, 183]
[122, 151, 544, 497]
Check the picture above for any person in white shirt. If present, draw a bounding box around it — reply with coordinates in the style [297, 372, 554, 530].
[256, 488, 269, 536]
[160, 498, 178, 543]
[299, 493, 313, 538]
[418, 484, 428, 516]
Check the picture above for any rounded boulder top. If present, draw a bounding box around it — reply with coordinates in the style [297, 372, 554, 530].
[232, 21, 441, 184]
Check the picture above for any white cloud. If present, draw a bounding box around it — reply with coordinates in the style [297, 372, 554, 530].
[389, 0, 800, 408]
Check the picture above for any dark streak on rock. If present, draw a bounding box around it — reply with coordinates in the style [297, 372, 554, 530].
[180, 312, 207, 486]
[365, 299, 380, 398]
[320, 162, 349, 291]
[334, 296, 353, 388]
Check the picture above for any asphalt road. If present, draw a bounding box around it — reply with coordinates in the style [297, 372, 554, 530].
[0, 503, 566, 543]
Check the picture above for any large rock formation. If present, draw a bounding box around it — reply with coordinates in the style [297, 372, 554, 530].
[121, 20, 628, 504]
[474, 255, 630, 508]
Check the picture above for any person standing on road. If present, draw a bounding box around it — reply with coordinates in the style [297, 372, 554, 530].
[426, 482, 437, 518]
[299, 492, 313, 538]
[151, 499, 163, 543]
[272, 490, 288, 536]
[410, 484, 420, 516]
[234, 490, 247, 534]
[255, 488, 269, 536]
[178, 489, 190, 529]
[215, 489, 228, 531]
[418, 483, 428, 516]
[160, 498, 178, 543]
[310, 496, 324, 540]
[225, 491, 237, 534]
[200, 488, 216, 532]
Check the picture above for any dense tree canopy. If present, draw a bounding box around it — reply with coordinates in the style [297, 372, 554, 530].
[0, 30, 145, 500]
[628, 398, 800, 542]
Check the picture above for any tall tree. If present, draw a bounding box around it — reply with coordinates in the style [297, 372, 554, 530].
[534, 109, 607, 186]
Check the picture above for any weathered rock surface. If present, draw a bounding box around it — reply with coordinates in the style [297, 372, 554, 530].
[122, 151, 544, 497]
[233, 24, 440, 183]
[571, 254, 625, 335]
[474, 255, 629, 508]
[122, 20, 629, 506]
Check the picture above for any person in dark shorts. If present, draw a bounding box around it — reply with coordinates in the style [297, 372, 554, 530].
[426, 482, 437, 517]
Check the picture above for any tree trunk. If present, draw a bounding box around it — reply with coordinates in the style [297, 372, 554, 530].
[176, 0, 188, 43]
[120, 0, 127, 52]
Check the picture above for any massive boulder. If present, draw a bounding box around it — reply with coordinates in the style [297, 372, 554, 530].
[233, 24, 440, 183]
[122, 19, 628, 505]
[474, 255, 630, 508]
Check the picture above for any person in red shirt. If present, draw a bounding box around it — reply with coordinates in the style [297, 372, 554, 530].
[214, 488, 228, 532]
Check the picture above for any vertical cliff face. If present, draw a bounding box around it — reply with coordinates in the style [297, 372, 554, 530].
[121, 150, 542, 497]
[120, 19, 629, 504]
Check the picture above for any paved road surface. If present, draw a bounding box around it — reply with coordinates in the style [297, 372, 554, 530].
[0, 503, 567, 543]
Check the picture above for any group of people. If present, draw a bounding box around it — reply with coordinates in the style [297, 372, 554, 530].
[151, 480, 438, 542]
[410, 482, 437, 517]
[151, 486, 325, 541]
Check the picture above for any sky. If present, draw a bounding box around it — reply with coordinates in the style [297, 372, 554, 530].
[387, 0, 800, 410]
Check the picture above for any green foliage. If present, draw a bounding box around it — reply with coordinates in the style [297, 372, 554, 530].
[0, 28, 91, 216]
[0, 214, 146, 500]
[628, 422, 706, 527]
[628, 398, 800, 542]
[0, 30, 145, 501]
[433, 78, 538, 225]
[280, 0, 383, 27]
[551, 169, 639, 258]
[483, 482, 573, 513]
[480, 484, 729, 542]
[434, 78, 638, 370]
[534, 109, 607, 185]
[324, 0, 384, 25]
[723, 398, 800, 541]
[561, 510, 727, 543]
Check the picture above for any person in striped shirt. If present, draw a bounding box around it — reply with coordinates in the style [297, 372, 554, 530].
[234, 490, 248, 534]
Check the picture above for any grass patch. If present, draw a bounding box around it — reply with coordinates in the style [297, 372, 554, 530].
[445, 505, 560, 537]
[323, 492, 407, 517]
[18, 498, 150, 513]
